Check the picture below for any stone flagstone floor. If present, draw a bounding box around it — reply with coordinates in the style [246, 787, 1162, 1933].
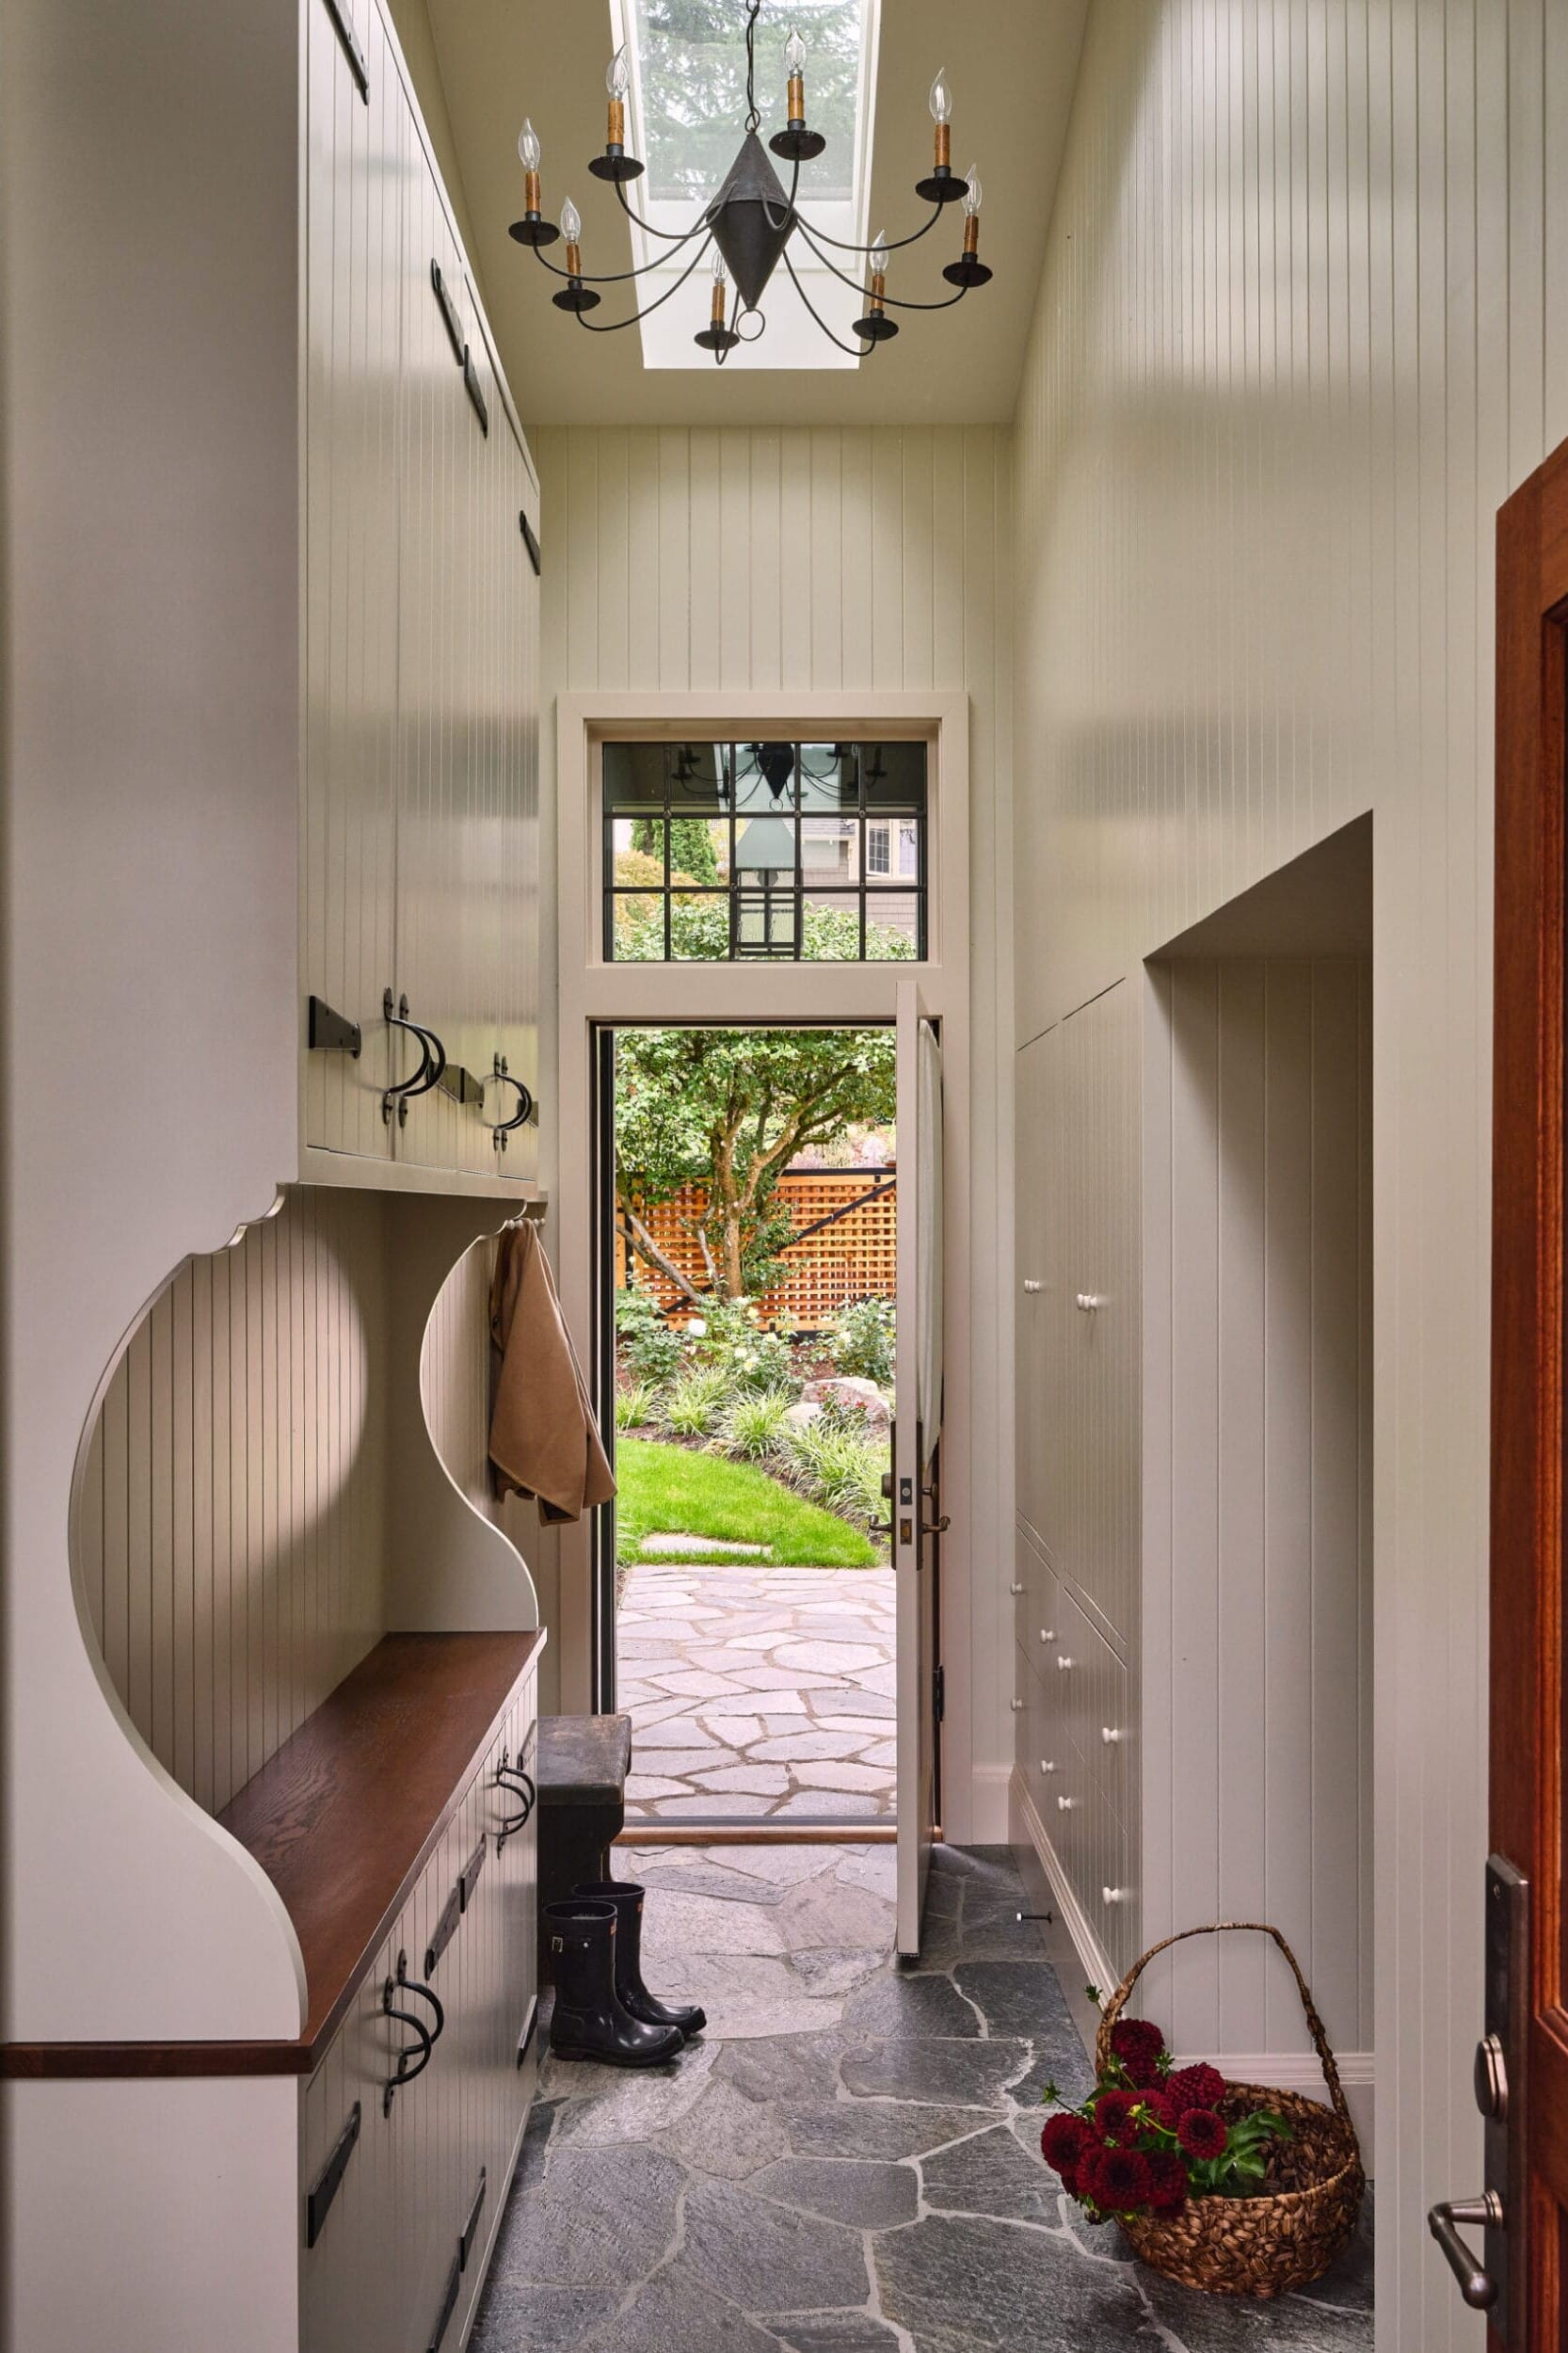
[619, 1564, 898, 1821]
[472, 1843, 1373, 2353]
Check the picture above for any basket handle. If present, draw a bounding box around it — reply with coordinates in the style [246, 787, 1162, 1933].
[1095, 1920, 1355, 2134]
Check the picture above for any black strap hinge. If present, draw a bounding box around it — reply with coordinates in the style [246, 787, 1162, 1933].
[520, 511, 541, 574]
[320, 0, 368, 99]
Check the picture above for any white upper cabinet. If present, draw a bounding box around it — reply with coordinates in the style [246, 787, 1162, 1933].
[301, 0, 541, 1193]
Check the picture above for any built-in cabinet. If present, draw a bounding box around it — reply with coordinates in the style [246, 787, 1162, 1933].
[0, 0, 551, 2340]
[1015, 952, 1373, 2136]
[301, 0, 540, 1188]
[1014, 986, 1140, 1984]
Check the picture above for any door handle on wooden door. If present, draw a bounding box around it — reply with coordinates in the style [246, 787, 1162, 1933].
[1426, 2195, 1501, 2310]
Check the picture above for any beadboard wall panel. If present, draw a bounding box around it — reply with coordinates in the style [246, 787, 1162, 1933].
[77, 1190, 389, 1816]
[1141, 957, 1373, 2069]
[534, 423, 1015, 1826]
[1010, 5, 1565, 2337]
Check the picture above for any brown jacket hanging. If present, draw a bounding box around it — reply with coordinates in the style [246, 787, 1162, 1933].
[488, 1220, 616, 1524]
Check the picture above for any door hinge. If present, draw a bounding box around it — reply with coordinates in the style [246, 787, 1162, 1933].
[320, 0, 368, 99]
[933, 1663, 945, 1723]
[520, 510, 542, 574]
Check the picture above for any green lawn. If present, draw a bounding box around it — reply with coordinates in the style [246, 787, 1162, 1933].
[615, 1437, 877, 1568]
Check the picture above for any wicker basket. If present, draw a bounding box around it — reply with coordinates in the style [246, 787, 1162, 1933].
[1094, 1921, 1366, 2299]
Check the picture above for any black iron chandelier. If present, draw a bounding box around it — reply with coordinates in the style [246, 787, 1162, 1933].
[508, 4, 992, 363]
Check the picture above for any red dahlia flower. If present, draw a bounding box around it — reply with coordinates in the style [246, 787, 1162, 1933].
[1109, 2018, 1167, 2084]
[1166, 2062, 1227, 2112]
[1176, 2107, 1228, 2160]
[1139, 2089, 1182, 2132]
[1085, 2147, 1154, 2212]
[1145, 2151, 1188, 2213]
[1040, 2114, 1095, 2172]
[1093, 2089, 1142, 2142]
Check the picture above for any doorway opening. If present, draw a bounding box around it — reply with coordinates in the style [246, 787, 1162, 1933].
[595, 1021, 902, 1833]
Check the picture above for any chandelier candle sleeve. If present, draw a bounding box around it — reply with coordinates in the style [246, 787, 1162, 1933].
[785, 28, 806, 127]
[561, 197, 582, 275]
[963, 166, 982, 253]
[606, 44, 630, 147]
[929, 68, 952, 166]
[519, 119, 541, 217]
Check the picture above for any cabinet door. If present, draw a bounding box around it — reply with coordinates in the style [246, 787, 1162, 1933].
[392, 158, 477, 1178]
[301, 0, 402, 1163]
[493, 425, 542, 1185]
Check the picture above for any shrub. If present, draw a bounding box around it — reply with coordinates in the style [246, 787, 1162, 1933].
[615, 1381, 660, 1432]
[722, 1388, 796, 1461]
[661, 1365, 733, 1438]
[827, 1295, 896, 1387]
[693, 1299, 798, 1397]
[615, 1287, 688, 1385]
[781, 1420, 888, 1527]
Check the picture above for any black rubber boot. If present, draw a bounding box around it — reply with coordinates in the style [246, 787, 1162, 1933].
[573, 1879, 708, 2040]
[543, 1899, 683, 2067]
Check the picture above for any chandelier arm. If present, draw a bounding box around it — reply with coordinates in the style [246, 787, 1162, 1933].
[793, 221, 974, 312]
[571, 235, 718, 332]
[760, 155, 803, 232]
[801, 203, 946, 256]
[530, 235, 699, 286]
[781, 246, 876, 358]
[615, 179, 711, 243]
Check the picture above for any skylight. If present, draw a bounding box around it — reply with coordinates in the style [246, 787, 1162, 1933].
[611, 0, 880, 370]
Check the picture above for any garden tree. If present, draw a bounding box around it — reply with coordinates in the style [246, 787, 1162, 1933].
[631, 814, 720, 885]
[616, 1001, 899, 1305]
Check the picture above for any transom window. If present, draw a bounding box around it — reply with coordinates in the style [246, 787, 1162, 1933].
[602, 739, 927, 962]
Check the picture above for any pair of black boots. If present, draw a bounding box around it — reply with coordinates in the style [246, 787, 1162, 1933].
[544, 1879, 707, 2068]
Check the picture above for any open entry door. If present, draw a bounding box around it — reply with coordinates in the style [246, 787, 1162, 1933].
[895, 978, 944, 1958]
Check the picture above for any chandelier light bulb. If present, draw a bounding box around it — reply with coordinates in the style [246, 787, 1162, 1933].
[518, 119, 541, 171]
[560, 197, 582, 245]
[711, 247, 728, 283]
[606, 43, 631, 99]
[784, 29, 807, 74]
[928, 69, 952, 125]
[963, 164, 982, 216]
[870, 229, 890, 278]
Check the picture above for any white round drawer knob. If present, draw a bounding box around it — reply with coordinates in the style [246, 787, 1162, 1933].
[1057, 1795, 1078, 1812]
[1039, 1627, 1056, 1643]
[1010, 1697, 1024, 1712]
[1102, 1886, 1128, 1905]
[1075, 1291, 1103, 1312]
[1100, 1726, 1125, 1745]
[1039, 1759, 1058, 1774]
[1056, 1655, 1074, 1672]
[1009, 1581, 1025, 1595]
[1022, 1278, 1042, 1294]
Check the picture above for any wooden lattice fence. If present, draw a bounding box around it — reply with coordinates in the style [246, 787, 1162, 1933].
[617, 1167, 896, 1332]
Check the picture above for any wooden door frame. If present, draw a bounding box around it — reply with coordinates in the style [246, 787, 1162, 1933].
[1492, 447, 1568, 2346]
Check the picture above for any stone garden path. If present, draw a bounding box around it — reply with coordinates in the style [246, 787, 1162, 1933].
[619, 1563, 898, 1821]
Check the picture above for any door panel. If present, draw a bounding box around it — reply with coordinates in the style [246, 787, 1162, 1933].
[895, 984, 943, 1957]
[1475, 440, 1568, 2346]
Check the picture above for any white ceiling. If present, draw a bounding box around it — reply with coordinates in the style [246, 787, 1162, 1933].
[408, 0, 1090, 428]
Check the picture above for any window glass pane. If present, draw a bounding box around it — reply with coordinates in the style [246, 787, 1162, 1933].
[734, 740, 796, 816]
[797, 743, 861, 813]
[859, 741, 927, 811]
[631, 1, 864, 209]
[669, 892, 732, 960]
[732, 884, 799, 958]
[602, 741, 729, 813]
[802, 815, 859, 885]
[609, 816, 667, 890]
[733, 810, 798, 880]
[610, 893, 668, 960]
[799, 894, 864, 961]
[863, 891, 921, 958]
[665, 815, 726, 887]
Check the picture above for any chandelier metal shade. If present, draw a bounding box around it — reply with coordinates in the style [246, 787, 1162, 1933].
[507, 4, 994, 365]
